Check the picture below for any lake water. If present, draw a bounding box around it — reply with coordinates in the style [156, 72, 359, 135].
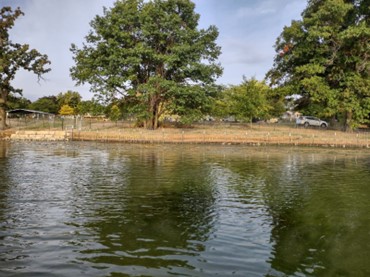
[0, 141, 370, 277]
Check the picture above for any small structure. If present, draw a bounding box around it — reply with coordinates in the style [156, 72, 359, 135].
[281, 111, 301, 122]
[7, 109, 55, 119]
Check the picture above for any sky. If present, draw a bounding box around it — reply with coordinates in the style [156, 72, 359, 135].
[1, 0, 307, 101]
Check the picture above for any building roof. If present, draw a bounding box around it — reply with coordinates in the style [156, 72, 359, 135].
[7, 109, 54, 115]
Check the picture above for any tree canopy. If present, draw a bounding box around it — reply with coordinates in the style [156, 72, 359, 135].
[77, 99, 106, 117]
[0, 6, 51, 129]
[57, 90, 82, 111]
[29, 96, 59, 114]
[212, 77, 284, 122]
[7, 95, 31, 110]
[267, 0, 369, 130]
[59, 104, 75, 116]
[70, 0, 222, 129]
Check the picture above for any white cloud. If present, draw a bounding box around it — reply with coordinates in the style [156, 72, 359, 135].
[220, 38, 270, 65]
[6, 0, 115, 100]
[237, 6, 275, 19]
[3, 0, 307, 100]
[197, 0, 307, 84]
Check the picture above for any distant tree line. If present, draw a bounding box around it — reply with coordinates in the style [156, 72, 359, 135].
[6, 84, 284, 124]
[8, 91, 107, 117]
[1, 0, 369, 131]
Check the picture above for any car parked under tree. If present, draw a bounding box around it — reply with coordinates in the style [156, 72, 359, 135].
[296, 116, 328, 128]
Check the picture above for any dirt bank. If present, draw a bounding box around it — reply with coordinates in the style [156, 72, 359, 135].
[70, 125, 370, 148]
[3, 124, 370, 148]
[0, 129, 15, 139]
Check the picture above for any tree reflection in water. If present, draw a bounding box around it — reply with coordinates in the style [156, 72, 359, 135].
[262, 153, 370, 276]
[1, 143, 370, 277]
[71, 146, 217, 275]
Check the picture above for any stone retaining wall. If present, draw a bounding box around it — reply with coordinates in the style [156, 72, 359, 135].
[10, 131, 69, 141]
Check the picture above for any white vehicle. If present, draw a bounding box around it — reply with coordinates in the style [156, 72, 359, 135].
[296, 116, 328, 128]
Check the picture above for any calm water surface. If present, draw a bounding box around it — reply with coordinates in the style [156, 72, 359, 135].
[0, 141, 370, 276]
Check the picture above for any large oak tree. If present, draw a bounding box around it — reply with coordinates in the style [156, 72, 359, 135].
[70, 0, 222, 129]
[0, 7, 51, 129]
[267, 0, 369, 130]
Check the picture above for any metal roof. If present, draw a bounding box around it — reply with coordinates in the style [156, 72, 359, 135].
[7, 109, 54, 115]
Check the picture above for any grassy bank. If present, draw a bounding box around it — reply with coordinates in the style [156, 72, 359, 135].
[2, 122, 370, 148]
[71, 124, 370, 148]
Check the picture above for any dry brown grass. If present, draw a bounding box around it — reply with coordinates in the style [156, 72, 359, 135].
[68, 123, 370, 148]
[0, 129, 16, 139]
[2, 119, 370, 148]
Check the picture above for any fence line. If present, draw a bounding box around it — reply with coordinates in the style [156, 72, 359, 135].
[6, 117, 370, 148]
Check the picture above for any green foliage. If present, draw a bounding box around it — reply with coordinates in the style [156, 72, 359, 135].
[267, 0, 370, 130]
[215, 78, 274, 122]
[0, 7, 51, 129]
[109, 104, 122, 121]
[57, 91, 82, 111]
[59, 104, 75, 116]
[70, 0, 222, 129]
[77, 99, 106, 116]
[7, 95, 31, 110]
[29, 96, 59, 114]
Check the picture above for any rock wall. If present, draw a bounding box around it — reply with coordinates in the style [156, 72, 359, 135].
[10, 131, 69, 141]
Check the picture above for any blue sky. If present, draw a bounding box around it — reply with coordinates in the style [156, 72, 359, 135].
[2, 0, 307, 100]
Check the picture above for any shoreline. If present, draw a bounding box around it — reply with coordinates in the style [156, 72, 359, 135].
[2, 125, 370, 148]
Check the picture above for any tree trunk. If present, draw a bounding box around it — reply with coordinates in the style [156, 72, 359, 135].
[344, 111, 353, 132]
[0, 106, 6, 130]
[147, 104, 159, 129]
[0, 92, 8, 130]
[153, 107, 159, 129]
[148, 95, 160, 130]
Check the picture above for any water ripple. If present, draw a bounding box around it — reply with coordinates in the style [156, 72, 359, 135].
[1, 142, 370, 276]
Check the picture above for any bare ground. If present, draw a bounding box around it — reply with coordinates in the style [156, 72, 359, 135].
[69, 124, 370, 148]
[2, 122, 370, 148]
